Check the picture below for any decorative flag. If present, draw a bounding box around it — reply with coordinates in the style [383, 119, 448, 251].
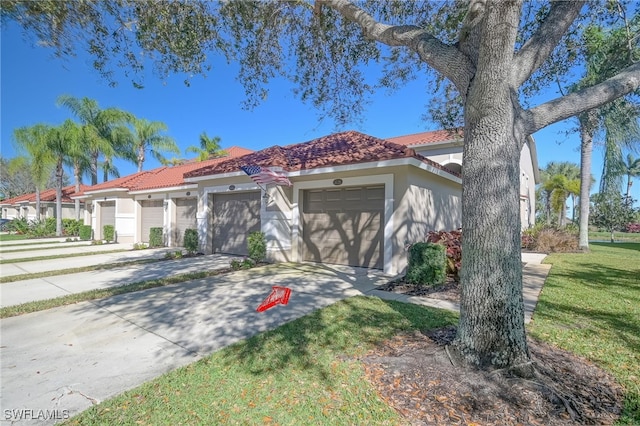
[240, 165, 292, 186]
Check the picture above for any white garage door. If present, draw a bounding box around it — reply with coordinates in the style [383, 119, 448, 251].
[174, 198, 197, 246]
[212, 192, 261, 255]
[100, 201, 115, 228]
[302, 186, 384, 269]
[140, 199, 164, 243]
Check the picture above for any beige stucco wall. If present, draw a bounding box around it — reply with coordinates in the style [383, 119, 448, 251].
[391, 168, 462, 274]
[519, 142, 536, 228]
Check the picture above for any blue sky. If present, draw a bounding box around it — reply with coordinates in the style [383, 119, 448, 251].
[1, 20, 637, 204]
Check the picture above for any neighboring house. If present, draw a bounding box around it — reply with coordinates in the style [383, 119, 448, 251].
[387, 129, 539, 229]
[73, 147, 254, 243]
[0, 185, 88, 221]
[184, 131, 462, 276]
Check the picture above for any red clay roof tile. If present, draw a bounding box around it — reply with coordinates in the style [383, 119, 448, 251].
[185, 131, 459, 179]
[386, 129, 463, 147]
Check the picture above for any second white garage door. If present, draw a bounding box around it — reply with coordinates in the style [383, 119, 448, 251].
[212, 192, 261, 255]
[140, 199, 164, 243]
[302, 186, 384, 269]
[174, 198, 197, 246]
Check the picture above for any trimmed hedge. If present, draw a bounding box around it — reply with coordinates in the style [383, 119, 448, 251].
[79, 225, 92, 241]
[103, 225, 115, 242]
[406, 242, 446, 286]
[247, 231, 266, 263]
[149, 227, 164, 248]
[183, 228, 198, 254]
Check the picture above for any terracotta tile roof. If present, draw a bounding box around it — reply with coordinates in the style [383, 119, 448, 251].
[0, 185, 89, 205]
[185, 131, 459, 178]
[75, 146, 254, 195]
[82, 170, 161, 194]
[386, 129, 463, 147]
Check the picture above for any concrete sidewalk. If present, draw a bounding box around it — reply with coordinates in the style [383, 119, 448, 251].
[0, 255, 551, 425]
[0, 254, 235, 308]
[0, 246, 183, 278]
[0, 263, 390, 425]
[364, 252, 550, 324]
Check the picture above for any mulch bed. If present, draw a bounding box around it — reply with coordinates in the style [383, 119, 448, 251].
[376, 276, 460, 303]
[366, 278, 624, 425]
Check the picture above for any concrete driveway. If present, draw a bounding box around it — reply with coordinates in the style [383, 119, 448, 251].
[0, 262, 388, 425]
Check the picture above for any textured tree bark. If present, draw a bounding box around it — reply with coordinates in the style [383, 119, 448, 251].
[452, 1, 530, 373]
[578, 111, 597, 251]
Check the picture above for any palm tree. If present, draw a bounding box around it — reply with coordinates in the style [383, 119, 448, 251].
[13, 124, 55, 220]
[619, 153, 640, 201]
[186, 132, 225, 161]
[599, 99, 640, 196]
[539, 162, 580, 226]
[574, 21, 639, 251]
[47, 120, 81, 236]
[65, 126, 92, 220]
[129, 118, 179, 172]
[57, 95, 132, 184]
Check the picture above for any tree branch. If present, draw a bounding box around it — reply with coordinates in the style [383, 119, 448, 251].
[512, 1, 585, 87]
[321, 0, 474, 94]
[525, 62, 640, 134]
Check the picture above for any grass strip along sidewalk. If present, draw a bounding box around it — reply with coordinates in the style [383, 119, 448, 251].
[0, 258, 162, 284]
[0, 248, 129, 265]
[60, 243, 638, 425]
[0, 268, 233, 318]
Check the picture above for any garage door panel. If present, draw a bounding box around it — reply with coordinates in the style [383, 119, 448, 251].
[212, 192, 261, 255]
[141, 200, 164, 243]
[302, 186, 383, 269]
[100, 201, 115, 228]
[174, 198, 197, 246]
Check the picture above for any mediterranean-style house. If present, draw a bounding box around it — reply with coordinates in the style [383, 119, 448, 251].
[1, 130, 536, 275]
[71, 129, 538, 276]
[0, 185, 88, 221]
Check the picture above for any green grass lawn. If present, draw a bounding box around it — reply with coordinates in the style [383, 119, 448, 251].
[65, 298, 458, 425]
[589, 231, 640, 243]
[63, 243, 639, 425]
[528, 242, 640, 424]
[0, 233, 29, 242]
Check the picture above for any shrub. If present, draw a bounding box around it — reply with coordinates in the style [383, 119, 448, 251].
[79, 225, 92, 241]
[534, 229, 578, 252]
[8, 217, 28, 235]
[230, 257, 256, 271]
[406, 242, 446, 286]
[103, 225, 115, 242]
[62, 219, 83, 236]
[626, 223, 640, 233]
[426, 229, 462, 279]
[149, 227, 164, 248]
[183, 228, 199, 255]
[247, 231, 266, 263]
[522, 225, 578, 253]
[26, 218, 56, 238]
[133, 242, 148, 250]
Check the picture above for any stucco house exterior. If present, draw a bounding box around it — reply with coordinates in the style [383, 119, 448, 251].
[72, 147, 254, 243]
[71, 129, 537, 276]
[0, 185, 87, 221]
[183, 131, 462, 276]
[387, 129, 540, 229]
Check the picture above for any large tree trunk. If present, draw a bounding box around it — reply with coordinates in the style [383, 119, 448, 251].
[578, 110, 597, 251]
[35, 188, 41, 221]
[91, 151, 99, 186]
[453, 2, 529, 371]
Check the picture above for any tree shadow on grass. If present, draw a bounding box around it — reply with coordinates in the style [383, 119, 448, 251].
[217, 296, 458, 382]
[590, 241, 640, 253]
